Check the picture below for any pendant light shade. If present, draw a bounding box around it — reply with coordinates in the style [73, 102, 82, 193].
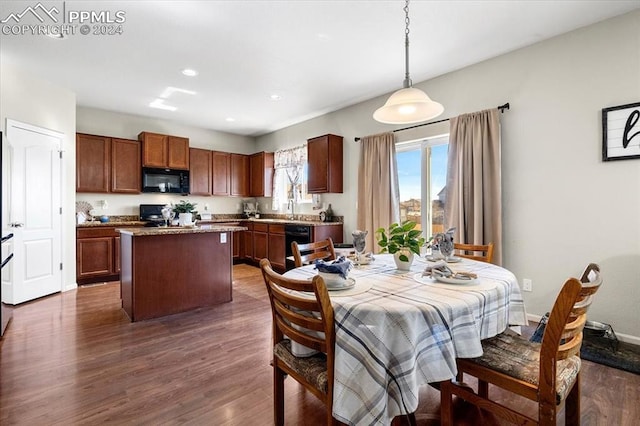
[374, 0, 443, 125]
[373, 87, 444, 124]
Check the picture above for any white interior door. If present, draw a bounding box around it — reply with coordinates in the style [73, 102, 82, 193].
[1, 119, 62, 305]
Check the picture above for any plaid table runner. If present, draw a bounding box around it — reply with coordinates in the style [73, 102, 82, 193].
[285, 255, 527, 425]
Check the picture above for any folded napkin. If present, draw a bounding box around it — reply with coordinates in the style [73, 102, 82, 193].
[422, 261, 477, 280]
[314, 256, 352, 279]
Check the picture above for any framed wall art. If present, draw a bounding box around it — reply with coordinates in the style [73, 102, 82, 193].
[602, 101, 640, 161]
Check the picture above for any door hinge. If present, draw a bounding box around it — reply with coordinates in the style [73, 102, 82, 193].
[60, 263, 63, 271]
[60, 207, 62, 214]
[59, 151, 63, 159]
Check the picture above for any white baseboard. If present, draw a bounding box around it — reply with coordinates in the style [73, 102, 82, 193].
[615, 332, 640, 346]
[526, 314, 640, 345]
[64, 282, 78, 292]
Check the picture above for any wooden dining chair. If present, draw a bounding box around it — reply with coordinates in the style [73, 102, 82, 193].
[260, 258, 339, 426]
[440, 263, 603, 426]
[292, 238, 336, 267]
[453, 242, 494, 263]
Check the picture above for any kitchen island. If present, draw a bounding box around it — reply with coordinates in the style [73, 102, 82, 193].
[118, 225, 246, 321]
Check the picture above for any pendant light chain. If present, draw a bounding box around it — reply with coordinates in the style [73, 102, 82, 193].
[403, 0, 412, 88]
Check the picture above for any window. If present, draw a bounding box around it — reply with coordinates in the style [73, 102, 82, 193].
[274, 163, 313, 205]
[272, 144, 311, 211]
[396, 136, 448, 240]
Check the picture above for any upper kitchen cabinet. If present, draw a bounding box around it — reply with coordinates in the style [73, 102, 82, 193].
[250, 151, 274, 197]
[212, 151, 231, 196]
[189, 148, 212, 196]
[76, 133, 110, 192]
[138, 131, 189, 170]
[230, 153, 249, 197]
[76, 133, 140, 193]
[111, 138, 141, 193]
[307, 134, 343, 193]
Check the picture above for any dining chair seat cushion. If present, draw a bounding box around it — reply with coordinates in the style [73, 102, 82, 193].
[274, 340, 329, 394]
[468, 329, 582, 404]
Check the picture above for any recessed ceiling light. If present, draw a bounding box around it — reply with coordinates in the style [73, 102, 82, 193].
[270, 94, 282, 101]
[182, 68, 198, 77]
[46, 33, 64, 39]
[225, 117, 236, 122]
[149, 99, 177, 111]
[159, 87, 197, 98]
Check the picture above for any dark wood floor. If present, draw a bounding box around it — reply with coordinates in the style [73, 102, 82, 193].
[1, 264, 638, 425]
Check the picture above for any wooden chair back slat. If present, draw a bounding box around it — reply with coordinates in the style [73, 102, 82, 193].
[453, 242, 494, 263]
[292, 239, 336, 267]
[260, 258, 335, 351]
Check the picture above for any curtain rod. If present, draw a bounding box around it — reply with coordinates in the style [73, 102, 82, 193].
[354, 102, 510, 142]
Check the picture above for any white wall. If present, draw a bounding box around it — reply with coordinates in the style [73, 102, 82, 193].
[0, 62, 77, 291]
[75, 107, 257, 216]
[256, 11, 640, 338]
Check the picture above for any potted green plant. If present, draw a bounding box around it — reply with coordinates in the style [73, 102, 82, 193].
[172, 200, 198, 226]
[376, 220, 426, 270]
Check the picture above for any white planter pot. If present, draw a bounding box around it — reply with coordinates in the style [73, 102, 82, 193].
[393, 251, 414, 270]
[178, 212, 193, 226]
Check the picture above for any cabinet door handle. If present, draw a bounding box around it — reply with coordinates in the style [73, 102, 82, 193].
[9, 222, 24, 228]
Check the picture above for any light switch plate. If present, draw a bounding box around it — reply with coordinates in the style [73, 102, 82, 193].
[220, 233, 227, 243]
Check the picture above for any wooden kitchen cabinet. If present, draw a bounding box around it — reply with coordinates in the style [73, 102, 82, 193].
[267, 224, 286, 270]
[76, 227, 118, 283]
[212, 151, 231, 196]
[230, 153, 249, 197]
[307, 134, 343, 193]
[250, 151, 274, 197]
[253, 223, 269, 261]
[189, 148, 212, 195]
[77, 236, 113, 279]
[111, 138, 141, 193]
[242, 221, 253, 260]
[76, 133, 140, 193]
[139, 131, 190, 170]
[313, 224, 344, 245]
[76, 133, 110, 192]
[77, 226, 142, 284]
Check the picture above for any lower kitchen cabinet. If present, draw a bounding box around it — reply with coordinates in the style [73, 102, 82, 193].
[242, 221, 253, 260]
[76, 226, 141, 284]
[267, 224, 286, 270]
[253, 223, 269, 261]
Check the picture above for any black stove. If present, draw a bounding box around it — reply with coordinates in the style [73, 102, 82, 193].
[140, 204, 166, 227]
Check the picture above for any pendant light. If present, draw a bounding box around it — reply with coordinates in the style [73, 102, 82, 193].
[373, 0, 444, 124]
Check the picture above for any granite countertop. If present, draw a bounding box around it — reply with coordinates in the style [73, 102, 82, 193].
[78, 220, 147, 228]
[78, 217, 343, 228]
[219, 218, 342, 226]
[117, 225, 247, 236]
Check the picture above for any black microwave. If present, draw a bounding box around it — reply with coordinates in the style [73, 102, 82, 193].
[142, 167, 190, 194]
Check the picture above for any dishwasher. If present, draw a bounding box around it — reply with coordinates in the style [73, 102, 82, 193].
[284, 224, 312, 270]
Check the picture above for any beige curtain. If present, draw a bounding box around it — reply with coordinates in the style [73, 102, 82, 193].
[445, 109, 502, 264]
[357, 132, 400, 253]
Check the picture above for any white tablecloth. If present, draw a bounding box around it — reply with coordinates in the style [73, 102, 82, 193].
[285, 254, 528, 426]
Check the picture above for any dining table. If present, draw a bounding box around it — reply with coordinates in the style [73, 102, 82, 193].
[284, 253, 528, 426]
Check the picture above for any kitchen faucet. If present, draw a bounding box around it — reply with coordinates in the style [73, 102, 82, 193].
[287, 199, 295, 220]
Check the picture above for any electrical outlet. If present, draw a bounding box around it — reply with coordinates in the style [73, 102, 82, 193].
[522, 278, 533, 292]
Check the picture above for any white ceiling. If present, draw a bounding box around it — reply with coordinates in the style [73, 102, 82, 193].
[1, 1, 639, 137]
